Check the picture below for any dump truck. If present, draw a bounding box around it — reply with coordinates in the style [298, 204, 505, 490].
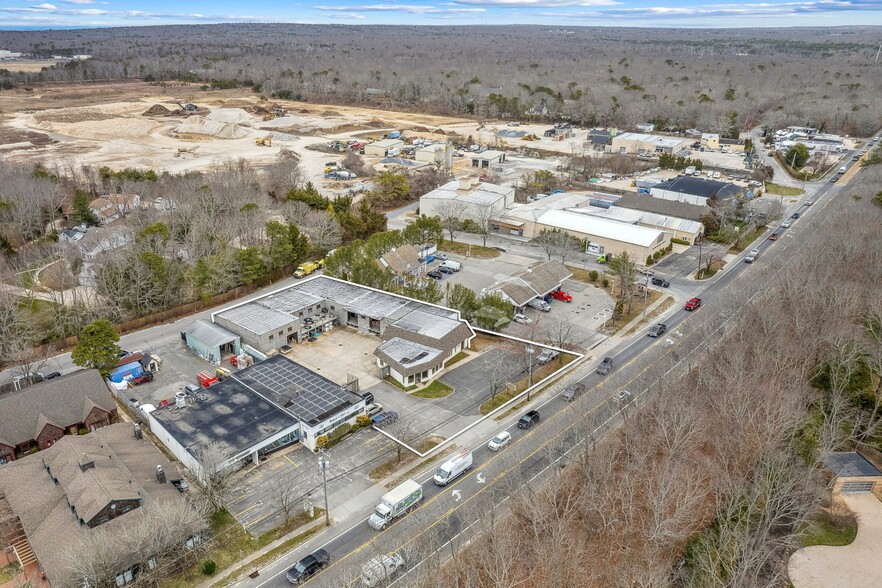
[369, 479, 422, 530]
[293, 259, 324, 278]
[256, 136, 273, 147]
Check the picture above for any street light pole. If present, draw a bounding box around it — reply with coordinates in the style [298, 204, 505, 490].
[642, 273, 649, 321]
[317, 452, 330, 526]
[526, 346, 534, 399]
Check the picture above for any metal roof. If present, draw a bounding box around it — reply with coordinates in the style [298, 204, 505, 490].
[186, 319, 239, 348]
[824, 452, 882, 478]
[215, 303, 296, 335]
[568, 206, 704, 235]
[614, 132, 685, 149]
[652, 176, 743, 200]
[421, 180, 512, 207]
[375, 337, 443, 377]
[537, 209, 665, 247]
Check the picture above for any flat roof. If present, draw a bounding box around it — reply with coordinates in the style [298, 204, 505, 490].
[237, 355, 361, 426]
[375, 337, 443, 376]
[215, 303, 295, 336]
[614, 132, 685, 148]
[421, 180, 511, 207]
[371, 138, 404, 148]
[500, 193, 591, 223]
[472, 150, 505, 159]
[537, 209, 664, 247]
[570, 206, 704, 235]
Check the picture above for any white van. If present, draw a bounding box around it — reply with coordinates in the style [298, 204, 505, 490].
[839, 166, 847, 174]
[361, 553, 405, 587]
[440, 260, 461, 272]
[386, 148, 400, 157]
[433, 450, 473, 486]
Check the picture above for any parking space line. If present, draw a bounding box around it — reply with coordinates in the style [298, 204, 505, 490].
[235, 502, 261, 517]
[285, 454, 299, 468]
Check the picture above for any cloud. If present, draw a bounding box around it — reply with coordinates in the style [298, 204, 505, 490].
[535, 0, 882, 19]
[326, 11, 367, 18]
[33, 3, 57, 9]
[315, 4, 485, 14]
[451, 0, 619, 5]
[61, 0, 96, 4]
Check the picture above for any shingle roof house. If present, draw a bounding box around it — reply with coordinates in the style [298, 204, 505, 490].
[0, 424, 195, 586]
[491, 261, 574, 307]
[0, 370, 118, 464]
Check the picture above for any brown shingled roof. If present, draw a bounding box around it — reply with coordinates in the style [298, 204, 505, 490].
[0, 369, 117, 448]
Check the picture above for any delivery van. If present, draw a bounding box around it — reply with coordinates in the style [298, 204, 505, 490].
[433, 450, 473, 486]
[440, 260, 461, 272]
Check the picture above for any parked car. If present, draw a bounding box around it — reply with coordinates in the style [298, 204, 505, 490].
[684, 297, 702, 311]
[513, 313, 532, 325]
[648, 323, 667, 338]
[366, 403, 383, 417]
[536, 349, 559, 365]
[549, 289, 572, 303]
[438, 266, 455, 274]
[651, 277, 670, 288]
[435, 253, 448, 261]
[561, 382, 585, 402]
[640, 269, 655, 277]
[488, 431, 512, 451]
[596, 356, 614, 375]
[286, 549, 330, 584]
[427, 270, 443, 280]
[372, 411, 399, 427]
[518, 410, 540, 429]
[527, 298, 551, 312]
[44, 371, 62, 379]
[361, 391, 374, 405]
[132, 372, 154, 385]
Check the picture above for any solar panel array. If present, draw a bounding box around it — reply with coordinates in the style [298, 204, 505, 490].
[240, 355, 359, 425]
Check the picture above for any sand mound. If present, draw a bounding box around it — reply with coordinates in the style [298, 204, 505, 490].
[322, 110, 342, 117]
[433, 129, 448, 135]
[412, 126, 429, 132]
[206, 108, 253, 125]
[143, 104, 172, 116]
[253, 106, 271, 115]
[175, 116, 249, 139]
[367, 118, 390, 128]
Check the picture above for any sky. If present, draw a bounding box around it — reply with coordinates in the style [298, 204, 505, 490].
[2, 0, 882, 29]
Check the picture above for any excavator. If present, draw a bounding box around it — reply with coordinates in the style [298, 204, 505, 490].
[176, 101, 197, 112]
[256, 136, 273, 147]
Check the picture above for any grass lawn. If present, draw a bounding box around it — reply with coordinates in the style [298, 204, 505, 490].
[729, 226, 768, 253]
[696, 261, 725, 280]
[481, 355, 575, 415]
[469, 334, 499, 352]
[799, 511, 858, 548]
[608, 290, 663, 334]
[162, 508, 323, 588]
[369, 437, 443, 482]
[0, 564, 21, 584]
[624, 297, 675, 336]
[385, 376, 416, 392]
[445, 350, 469, 367]
[764, 182, 805, 196]
[412, 380, 454, 398]
[441, 241, 500, 259]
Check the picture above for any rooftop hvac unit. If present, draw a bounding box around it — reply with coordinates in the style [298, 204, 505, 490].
[175, 392, 187, 408]
[133, 425, 143, 439]
[156, 465, 166, 483]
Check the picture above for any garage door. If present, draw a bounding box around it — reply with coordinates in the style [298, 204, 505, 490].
[841, 481, 876, 494]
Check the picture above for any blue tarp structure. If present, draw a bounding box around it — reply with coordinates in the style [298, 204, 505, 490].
[109, 361, 144, 383]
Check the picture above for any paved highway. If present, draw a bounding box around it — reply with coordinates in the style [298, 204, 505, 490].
[236, 135, 881, 588]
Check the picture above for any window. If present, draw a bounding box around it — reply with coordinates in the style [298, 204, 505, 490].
[147, 558, 157, 570]
[288, 327, 292, 332]
[115, 569, 134, 586]
[330, 305, 335, 310]
[122, 505, 132, 513]
[278, 331, 283, 336]
[269, 335, 274, 340]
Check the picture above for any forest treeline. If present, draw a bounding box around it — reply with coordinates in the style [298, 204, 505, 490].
[2, 25, 882, 135]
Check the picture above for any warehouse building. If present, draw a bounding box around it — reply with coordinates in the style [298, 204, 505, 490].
[650, 176, 744, 206]
[182, 319, 241, 365]
[534, 209, 667, 259]
[415, 143, 450, 164]
[471, 150, 506, 169]
[148, 354, 366, 466]
[611, 132, 688, 155]
[419, 178, 514, 219]
[572, 206, 704, 245]
[364, 138, 404, 158]
[212, 276, 475, 386]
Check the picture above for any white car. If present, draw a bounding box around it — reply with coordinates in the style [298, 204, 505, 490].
[805, 200, 814, 206]
[366, 403, 383, 417]
[513, 313, 532, 325]
[488, 431, 511, 451]
[781, 220, 792, 228]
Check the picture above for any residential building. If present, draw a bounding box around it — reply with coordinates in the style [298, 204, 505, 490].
[377, 244, 424, 283]
[824, 452, 882, 496]
[0, 423, 196, 586]
[69, 226, 133, 286]
[148, 354, 365, 461]
[0, 370, 118, 464]
[419, 178, 515, 220]
[89, 193, 141, 224]
[611, 132, 689, 155]
[525, 101, 549, 117]
[650, 176, 744, 206]
[182, 319, 241, 365]
[58, 225, 87, 244]
[534, 209, 667, 259]
[364, 138, 404, 158]
[486, 261, 573, 308]
[470, 150, 506, 169]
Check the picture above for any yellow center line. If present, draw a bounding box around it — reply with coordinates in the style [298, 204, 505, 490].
[304, 331, 677, 583]
[840, 153, 867, 184]
[235, 502, 262, 517]
[285, 454, 299, 468]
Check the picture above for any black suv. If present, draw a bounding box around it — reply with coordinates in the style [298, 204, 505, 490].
[596, 357, 614, 375]
[427, 270, 443, 280]
[286, 549, 330, 584]
[518, 410, 540, 429]
[651, 277, 670, 288]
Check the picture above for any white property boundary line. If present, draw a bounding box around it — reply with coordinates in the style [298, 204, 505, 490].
[371, 326, 587, 458]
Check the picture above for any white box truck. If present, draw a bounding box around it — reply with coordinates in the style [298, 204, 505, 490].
[361, 553, 405, 587]
[369, 479, 422, 530]
[684, 166, 696, 176]
[433, 449, 473, 486]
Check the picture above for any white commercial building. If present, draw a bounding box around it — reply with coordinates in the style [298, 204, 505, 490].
[611, 132, 688, 155]
[364, 138, 404, 158]
[419, 178, 515, 219]
[534, 209, 667, 259]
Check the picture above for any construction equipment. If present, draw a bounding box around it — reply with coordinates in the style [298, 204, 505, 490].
[522, 134, 540, 141]
[272, 107, 287, 117]
[262, 113, 276, 121]
[177, 102, 197, 112]
[256, 136, 273, 147]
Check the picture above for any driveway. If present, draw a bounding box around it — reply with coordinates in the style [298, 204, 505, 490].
[789, 493, 882, 588]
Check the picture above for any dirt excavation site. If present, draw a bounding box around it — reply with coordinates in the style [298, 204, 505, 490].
[0, 82, 500, 179]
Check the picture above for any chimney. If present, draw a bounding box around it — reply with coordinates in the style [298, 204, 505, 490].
[155, 465, 166, 483]
[78, 453, 95, 473]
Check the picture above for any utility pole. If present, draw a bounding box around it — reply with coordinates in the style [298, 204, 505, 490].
[642, 273, 650, 321]
[317, 452, 330, 526]
[526, 346, 534, 399]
